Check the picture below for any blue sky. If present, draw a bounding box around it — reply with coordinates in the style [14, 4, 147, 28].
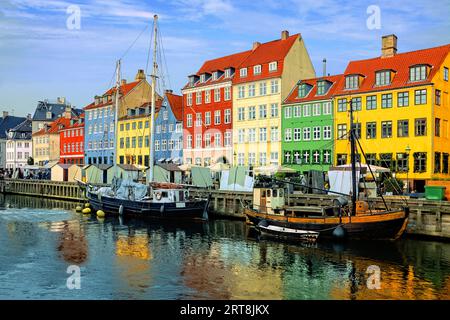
[1, 0, 449, 115]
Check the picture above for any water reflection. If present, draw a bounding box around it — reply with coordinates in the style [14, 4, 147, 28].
[0, 194, 449, 300]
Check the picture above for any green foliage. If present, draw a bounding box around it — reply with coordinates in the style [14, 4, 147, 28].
[27, 157, 34, 165]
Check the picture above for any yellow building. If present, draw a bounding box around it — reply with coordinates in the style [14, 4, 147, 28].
[232, 30, 315, 167]
[117, 102, 160, 167]
[333, 35, 450, 191]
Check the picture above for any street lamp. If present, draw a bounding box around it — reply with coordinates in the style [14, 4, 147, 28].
[405, 145, 411, 193]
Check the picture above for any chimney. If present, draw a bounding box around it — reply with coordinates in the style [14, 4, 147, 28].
[322, 58, 327, 77]
[165, 89, 173, 94]
[281, 30, 289, 40]
[27, 113, 31, 120]
[57, 97, 66, 104]
[121, 79, 127, 86]
[64, 106, 72, 119]
[252, 42, 261, 51]
[135, 69, 146, 81]
[2, 111, 8, 118]
[381, 34, 397, 58]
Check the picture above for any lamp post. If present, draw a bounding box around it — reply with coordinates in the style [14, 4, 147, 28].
[405, 145, 411, 193]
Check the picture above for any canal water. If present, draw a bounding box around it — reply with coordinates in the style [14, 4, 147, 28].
[0, 194, 449, 300]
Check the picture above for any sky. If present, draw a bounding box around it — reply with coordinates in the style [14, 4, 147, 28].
[0, 0, 449, 116]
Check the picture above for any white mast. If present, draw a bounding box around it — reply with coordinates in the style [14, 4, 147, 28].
[113, 60, 121, 168]
[148, 15, 158, 183]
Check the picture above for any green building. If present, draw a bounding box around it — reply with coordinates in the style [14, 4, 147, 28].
[281, 74, 343, 173]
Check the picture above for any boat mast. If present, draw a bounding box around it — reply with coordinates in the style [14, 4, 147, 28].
[113, 59, 121, 169]
[349, 99, 357, 215]
[148, 15, 158, 183]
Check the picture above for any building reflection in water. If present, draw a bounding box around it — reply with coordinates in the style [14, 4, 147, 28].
[55, 220, 88, 265]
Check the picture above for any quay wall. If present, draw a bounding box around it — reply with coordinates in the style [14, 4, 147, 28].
[1, 179, 450, 239]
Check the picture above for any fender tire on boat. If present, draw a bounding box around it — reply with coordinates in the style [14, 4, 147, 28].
[119, 205, 124, 216]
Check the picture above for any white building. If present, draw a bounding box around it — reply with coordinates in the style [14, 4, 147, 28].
[5, 118, 32, 171]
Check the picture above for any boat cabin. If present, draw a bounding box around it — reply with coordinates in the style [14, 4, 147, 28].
[253, 187, 286, 215]
[152, 188, 189, 204]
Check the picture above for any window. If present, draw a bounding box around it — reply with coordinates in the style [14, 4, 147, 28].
[313, 127, 321, 140]
[415, 118, 427, 136]
[366, 95, 377, 110]
[293, 128, 301, 141]
[312, 103, 321, 116]
[205, 112, 211, 126]
[238, 107, 245, 121]
[200, 74, 205, 83]
[298, 84, 309, 98]
[248, 153, 256, 165]
[354, 123, 361, 139]
[195, 134, 202, 148]
[381, 121, 392, 138]
[410, 65, 427, 82]
[381, 93, 393, 108]
[415, 89, 427, 105]
[248, 106, 256, 120]
[214, 88, 221, 102]
[303, 104, 311, 117]
[259, 82, 267, 95]
[187, 93, 192, 106]
[337, 154, 347, 165]
[323, 102, 332, 115]
[303, 127, 311, 141]
[259, 105, 267, 119]
[248, 84, 256, 97]
[169, 124, 174, 132]
[443, 153, 449, 174]
[312, 150, 321, 164]
[225, 132, 232, 146]
[225, 69, 231, 78]
[351, 97, 362, 111]
[436, 89, 441, 106]
[270, 80, 279, 94]
[293, 105, 301, 118]
[240, 68, 247, 77]
[258, 152, 266, 166]
[444, 67, 449, 81]
[366, 122, 376, 139]
[238, 129, 245, 143]
[345, 75, 359, 89]
[237, 153, 245, 166]
[435, 118, 441, 137]
[186, 135, 192, 149]
[225, 109, 231, 124]
[132, 122, 136, 130]
[259, 128, 267, 142]
[337, 124, 347, 140]
[238, 86, 245, 98]
[196, 92, 202, 104]
[204, 133, 211, 148]
[284, 106, 292, 119]
[375, 70, 391, 86]
[212, 72, 218, 81]
[413, 152, 427, 173]
[248, 128, 256, 142]
[224, 87, 231, 101]
[270, 152, 279, 165]
[285, 128, 292, 141]
[323, 126, 331, 140]
[397, 92, 409, 107]
[187, 114, 193, 127]
[323, 150, 332, 164]
[379, 153, 393, 170]
[176, 123, 182, 133]
[317, 81, 326, 95]
[435, 152, 441, 173]
[269, 62, 277, 72]
[397, 120, 409, 137]
[271, 103, 278, 118]
[338, 98, 347, 112]
[205, 90, 211, 103]
[214, 110, 221, 125]
[254, 65, 262, 75]
[270, 127, 279, 141]
[195, 113, 202, 127]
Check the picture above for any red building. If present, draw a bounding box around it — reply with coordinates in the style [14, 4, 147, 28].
[181, 51, 252, 166]
[59, 116, 84, 165]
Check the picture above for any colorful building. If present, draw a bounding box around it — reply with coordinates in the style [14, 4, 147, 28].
[154, 90, 183, 164]
[182, 50, 251, 166]
[282, 74, 342, 172]
[232, 30, 316, 168]
[0, 111, 28, 170]
[83, 69, 153, 165]
[31, 97, 81, 134]
[5, 117, 32, 171]
[59, 116, 84, 165]
[333, 35, 450, 191]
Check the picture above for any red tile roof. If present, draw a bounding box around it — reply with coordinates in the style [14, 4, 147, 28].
[166, 92, 183, 121]
[32, 117, 76, 136]
[284, 74, 344, 105]
[84, 80, 141, 110]
[334, 44, 450, 96]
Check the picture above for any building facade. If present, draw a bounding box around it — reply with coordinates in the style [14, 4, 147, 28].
[5, 117, 32, 171]
[232, 31, 316, 168]
[31, 97, 81, 133]
[154, 91, 183, 164]
[282, 75, 342, 172]
[182, 50, 251, 166]
[59, 117, 85, 165]
[83, 69, 154, 165]
[0, 111, 27, 170]
[333, 35, 450, 191]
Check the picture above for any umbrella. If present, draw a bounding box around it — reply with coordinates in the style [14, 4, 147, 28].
[208, 162, 230, 172]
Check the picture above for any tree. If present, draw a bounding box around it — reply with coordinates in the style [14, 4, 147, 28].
[27, 157, 34, 165]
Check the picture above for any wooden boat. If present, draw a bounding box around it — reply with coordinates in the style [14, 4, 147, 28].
[256, 220, 319, 242]
[245, 100, 409, 241]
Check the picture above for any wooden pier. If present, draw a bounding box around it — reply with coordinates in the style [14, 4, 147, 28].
[1, 178, 450, 239]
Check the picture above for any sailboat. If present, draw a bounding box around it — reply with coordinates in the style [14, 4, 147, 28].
[245, 99, 409, 240]
[85, 15, 210, 220]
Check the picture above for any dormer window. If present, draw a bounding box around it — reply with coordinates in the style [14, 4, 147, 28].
[46, 111, 52, 119]
[269, 62, 277, 72]
[409, 65, 427, 82]
[317, 81, 326, 95]
[254, 65, 262, 75]
[240, 68, 247, 78]
[375, 70, 392, 86]
[345, 75, 359, 90]
[225, 69, 231, 78]
[298, 83, 312, 98]
[212, 72, 218, 81]
[200, 74, 206, 83]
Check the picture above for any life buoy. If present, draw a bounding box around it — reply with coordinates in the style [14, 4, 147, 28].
[156, 192, 162, 200]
